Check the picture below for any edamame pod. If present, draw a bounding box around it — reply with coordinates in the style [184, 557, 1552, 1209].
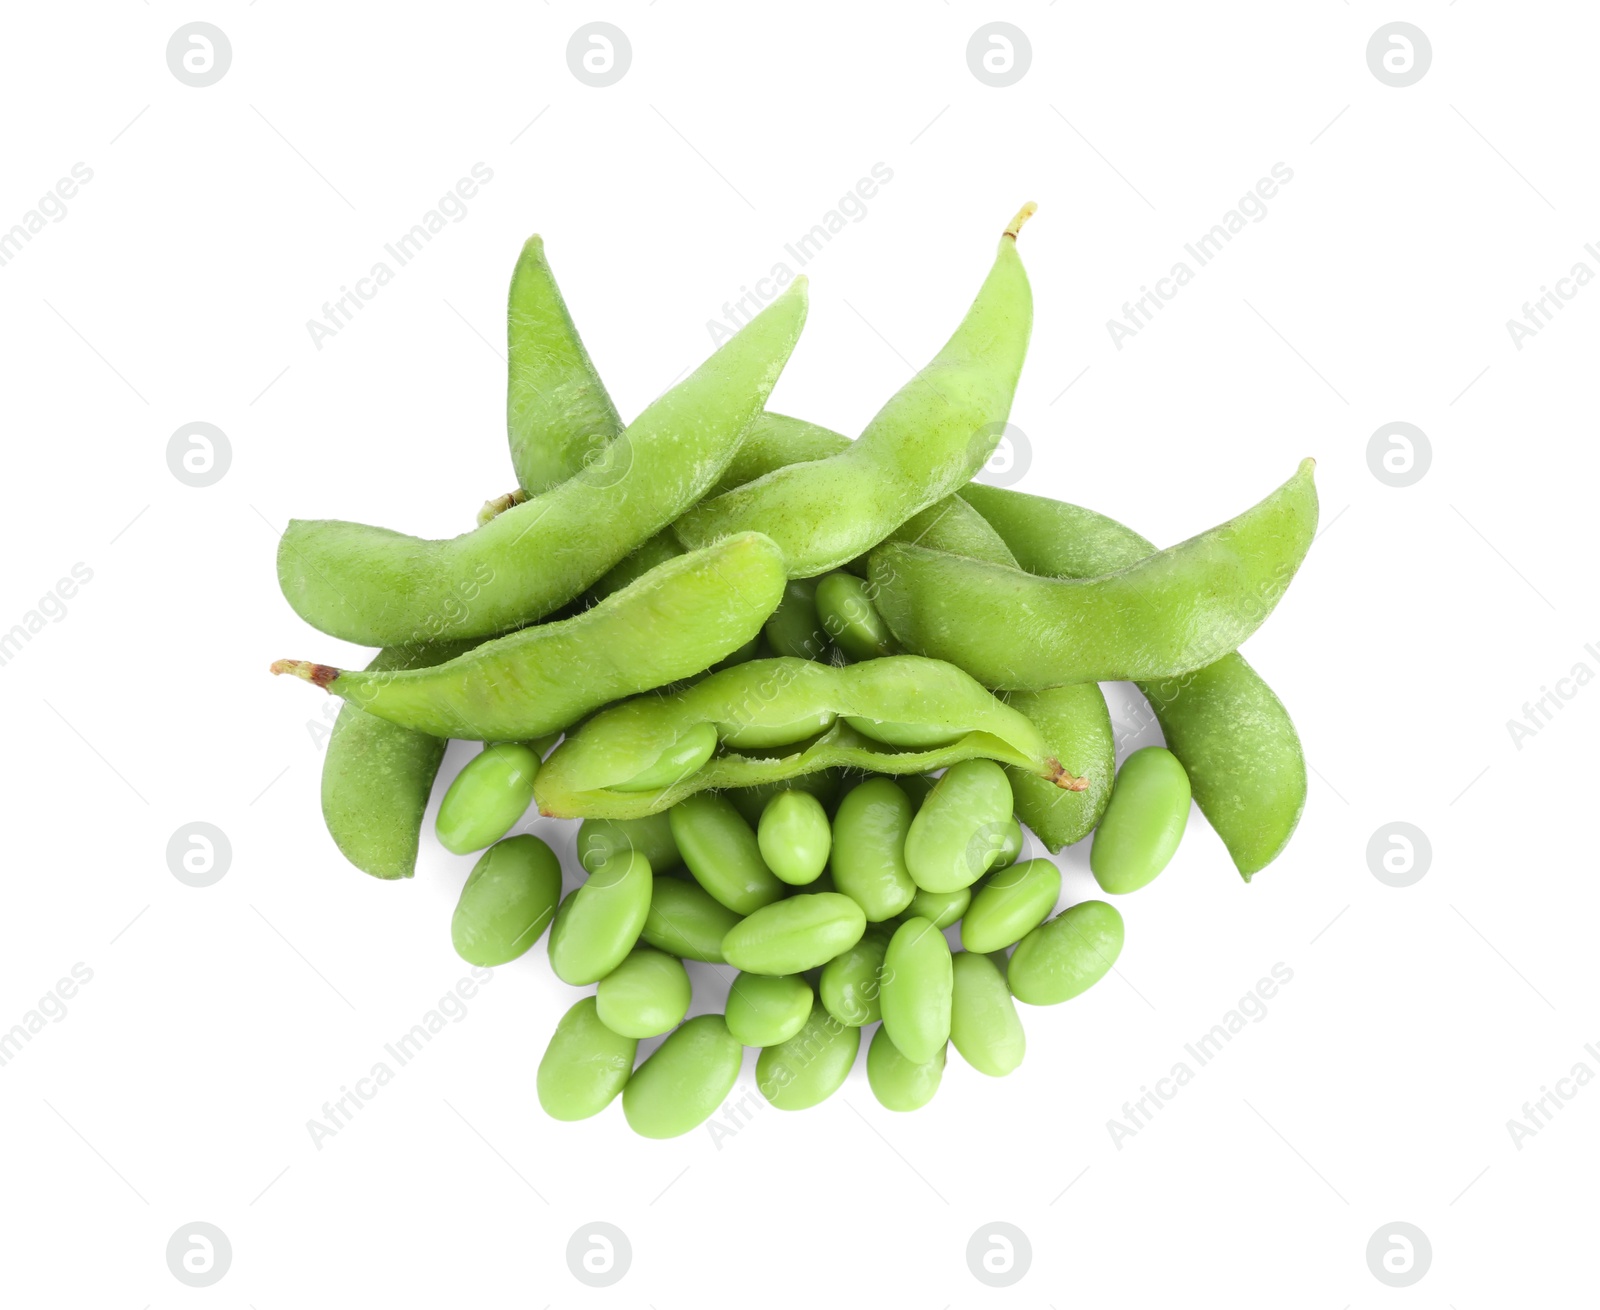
[1005, 685, 1115, 852]
[451, 836, 562, 966]
[725, 972, 814, 1047]
[537, 998, 637, 1121]
[320, 640, 472, 879]
[867, 1025, 945, 1112]
[434, 742, 540, 854]
[880, 917, 953, 1064]
[577, 812, 681, 875]
[273, 534, 788, 741]
[1091, 747, 1191, 894]
[757, 789, 831, 885]
[595, 947, 691, 1039]
[277, 280, 808, 645]
[961, 858, 1061, 953]
[906, 885, 971, 930]
[547, 850, 652, 985]
[949, 951, 1025, 1076]
[640, 875, 742, 963]
[829, 778, 916, 921]
[903, 759, 1014, 894]
[622, 1015, 742, 1139]
[669, 793, 787, 913]
[1008, 901, 1125, 1006]
[756, 1011, 861, 1110]
[872, 459, 1318, 690]
[962, 484, 1307, 877]
[815, 573, 897, 660]
[721, 893, 866, 975]
[505, 235, 624, 495]
[676, 207, 1035, 577]
[819, 924, 892, 1026]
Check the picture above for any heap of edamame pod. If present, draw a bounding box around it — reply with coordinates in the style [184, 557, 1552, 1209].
[269, 205, 1318, 1135]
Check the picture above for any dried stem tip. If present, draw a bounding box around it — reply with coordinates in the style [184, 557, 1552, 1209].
[1003, 202, 1037, 240]
[270, 659, 339, 689]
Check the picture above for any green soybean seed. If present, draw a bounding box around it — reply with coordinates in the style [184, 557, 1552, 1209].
[990, 816, 1025, 870]
[949, 951, 1025, 1076]
[830, 777, 916, 921]
[725, 972, 814, 1046]
[623, 1014, 743, 1138]
[577, 812, 681, 875]
[842, 718, 964, 749]
[1008, 900, 1125, 1006]
[547, 850, 652, 985]
[594, 947, 691, 1039]
[1091, 747, 1192, 895]
[434, 742, 539, 855]
[450, 835, 561, 966]
[757, 790, 831, 885]
[898, 773, 938, 808]
[906, 885, 971, 930]
[961, 858, 1062, 954]
[537, 997, 637, 1121]
[669, 792, 787, 913]
[867, 1025, 946, 1112]
[815, 572, 897, 661]
[721, 893, 866, 975]
[640, 875, 742, 963]
[819, 924, 892, 1026]
[903, 759, 1014, 893]
[757, 1010, 861, 1110]
[726, 772, 840, 826]
[721, 709, 836, 749]
[880, 916, 953, 1064]
[615, 722, 719, 793]
[765, 577, 831, 661]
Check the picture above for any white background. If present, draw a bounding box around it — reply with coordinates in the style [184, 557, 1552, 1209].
[1, 2, 1595, 1304]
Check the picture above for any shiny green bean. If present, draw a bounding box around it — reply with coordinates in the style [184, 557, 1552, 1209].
[1008, 901, 1125, 1006]
[880, 916, 953, 1063]
[614, 722, 720, 792]
[450, 835, 561, 966]
[594, 946, 691, 1039]
[818, 923, 892, 1026]
[725, 972, 814, 1047]
[830, 777, 916, 921]
[906, 885, 971, 930]
[1092, 747, 1191, 894]
[990, 816, 1025, 870]
[669, 792, 786, 913]
[949, 951, 1025, 1076]
[867, 1024, 946, 1111]
[757, 789, 831, 885]
[961, 858, 1061, 953]
[434, 742, 539, 854]
[757, 1010, 861, 1110]
[547, 850, 652, 985]
[639, 875, 742, 963]
[903, 759, 1014, 893]
[815, 572, 896, 660]
[764, 577, 831, 661]
[622, 1015, 742, 1138]
[725, 772, 840, 826]
[721, 893, 866, 975]
[577, 812, 681, 875]
[537, 997, 636, 1121]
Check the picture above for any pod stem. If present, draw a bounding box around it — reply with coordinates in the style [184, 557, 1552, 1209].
[1048, 760, 1089, 792]
[271, 659, 340, 690]
[1003, 202, 1037, 241]
[477, 487, 528, 527]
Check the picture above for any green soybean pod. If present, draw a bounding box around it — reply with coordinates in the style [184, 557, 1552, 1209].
[1008, 901, 1125, 1006]
[435, 742, 540, 855]
[669, 793, 786, 913]
[961, 858, 1062, 954]
[830, 777, 916, 921]
[949, 951, 1025, 1076]
[757, 790, 831, 885]
[640, 875, 742, 963]
[595, 947, 691, 1039]
[451, 835, 562, 966]
[721, 893, 866, 975]
[867, 1025, 946, 1112]
[577, 812, 681, 875]
[906, 885, 971, 930]
[622, 1014, 743, 1139]
[537, 997, 637, 1121]
[1005, 684, 1115, 852]
[547, 850, 652, 985]
[725, 972, 814, 1047]
[757, 1011, 861, 1110]
[819, 924, 892, 1026]
[765, 577, 830, 661]
[614, 722, 719, 793]
[879, 917, 953, 1064]
[903, 759, 1014, 893]
[815, 573, 897, 661]
[1091, 747, 1191, 895]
